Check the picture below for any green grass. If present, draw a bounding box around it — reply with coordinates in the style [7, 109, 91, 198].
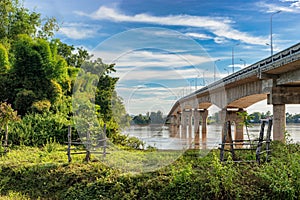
[0, 141, 299, 199]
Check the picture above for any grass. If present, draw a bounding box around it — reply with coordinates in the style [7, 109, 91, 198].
[0, 141, 299, 199]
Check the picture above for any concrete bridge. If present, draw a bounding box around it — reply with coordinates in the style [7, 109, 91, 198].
[167, 42, 300, 148]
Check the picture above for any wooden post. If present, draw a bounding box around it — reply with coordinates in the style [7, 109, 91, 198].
[67, 125, 72, 163]
[85, 129, 91, 162]
[256, 121, 266, 164]
[227, 122, 235, 160]
[265, 119, 273, 162]
[103, 123, 107, 158]
[220, 121, 229, 162]
[4, 123, 8, 153]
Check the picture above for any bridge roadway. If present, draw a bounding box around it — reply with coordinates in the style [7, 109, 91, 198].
[167, 42, 300, 148]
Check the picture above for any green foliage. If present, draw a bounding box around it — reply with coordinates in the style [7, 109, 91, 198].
[0, 0, 134, 167]
[131, 111, 166, 125]
[0, 143, 299, 199]
[53, 39, 91, 68]
[0, 0, 59, 41]
[0, 101, 19, 145]
[0, 43, 10, 73]
[0, 102, 19, 128]
[107, 131, 145, 150]
[0, 73, 18, 104]
[256, 142, 300, 199]
[43, 138, 60, 153]
[131, 114, 151, 125]
[8, 112, 71, 146]
[206, 152, 241, 199]
[237, 111, 253, 128]
[14, 89, 36, 115]
[4, 35, 69, 114]
[31, 99, 51, 113]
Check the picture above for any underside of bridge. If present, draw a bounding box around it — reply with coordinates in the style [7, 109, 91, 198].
[227, 94, 267, 108]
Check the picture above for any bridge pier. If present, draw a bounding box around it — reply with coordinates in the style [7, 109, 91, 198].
[181, 110, 188, 139]
[200, 109, 208, 149]
[194, 109, 201, 149]
[188, 111, 193, 147]
[267, 86, 300, 142]
[273, 104, 286, 142]
[175, 113, 181, 138]
[169, 114, 179, 137]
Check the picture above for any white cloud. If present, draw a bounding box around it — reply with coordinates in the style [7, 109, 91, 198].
[112, 50, 212, 67]
[59, 23, 100, 39]
[76, 6, 268, 45]
[281, 0, 300, 8]
[257, 1, 300, 13]
[291, 1, 300, 8]
[185, 32, 213, 40]
[93, 50, 214, 82]
[214, 37, 228, 44]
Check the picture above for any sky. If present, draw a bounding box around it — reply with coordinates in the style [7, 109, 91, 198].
[24, 0, 300, 115]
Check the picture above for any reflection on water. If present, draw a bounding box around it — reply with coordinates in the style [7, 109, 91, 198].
[123, 124, 300, 150]
[123, 125, 189, 150]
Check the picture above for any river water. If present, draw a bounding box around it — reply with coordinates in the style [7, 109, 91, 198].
[123, 124, 300, 150]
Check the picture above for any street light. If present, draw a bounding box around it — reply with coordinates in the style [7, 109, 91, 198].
[224, 68, 229, 75]
[214, 59, 221, 81]
[270, 10, 281, 57]
[232, 43, 239, 73]
[189, 79, 194, 93]
[240, 58, 246, 67]
[202, 71, 206, 86]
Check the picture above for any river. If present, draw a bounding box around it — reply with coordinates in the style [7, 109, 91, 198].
[123, 123, 300, 150]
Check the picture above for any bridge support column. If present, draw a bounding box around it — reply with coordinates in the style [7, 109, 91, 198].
[194, 109, 201, 149]
[273, 104, 286, 142]
[200, 109, 208, 149]
[267, 86, 296, 142]
[181, 111, 188, 139]
[235, 109, 245, 148]
[188, 111, 193, 147]
[176, 113, 181, 138]
[169, 115, 178, 137]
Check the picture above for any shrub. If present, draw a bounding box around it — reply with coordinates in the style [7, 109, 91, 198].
[8, 112, 72, 146]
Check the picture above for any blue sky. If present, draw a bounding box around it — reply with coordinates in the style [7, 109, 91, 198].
[25, 0, 300, 115]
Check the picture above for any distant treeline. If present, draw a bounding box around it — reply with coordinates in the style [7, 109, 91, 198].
[131, 111, 166, 125]
[248, 111, 300, 123]
[209, 111, 300, 124]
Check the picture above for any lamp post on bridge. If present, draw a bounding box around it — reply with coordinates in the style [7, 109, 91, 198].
[195, 70, 207, 90]
[214, 59, 221, 81]
[270, 10, 281, 57]
[240, 58, 246, 67]
[232, 43, 239, 73]
[195, 74, 199, 90]
[224, 68, 229, 75]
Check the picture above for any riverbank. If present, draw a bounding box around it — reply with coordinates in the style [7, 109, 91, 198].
[0, 141, 299, 199]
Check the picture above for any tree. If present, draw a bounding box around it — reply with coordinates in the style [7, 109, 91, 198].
[1, 35, 73, 115]
[0, 0, 59, 42]
[249, 112, 261, 123]
[149, 111, 164, 124]
[0, 102, 19, 149]
[0, 44, 10, 73]
[52, 39, 91, 68]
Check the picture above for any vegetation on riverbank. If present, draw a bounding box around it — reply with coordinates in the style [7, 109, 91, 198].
[0, 141, 299, 199]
